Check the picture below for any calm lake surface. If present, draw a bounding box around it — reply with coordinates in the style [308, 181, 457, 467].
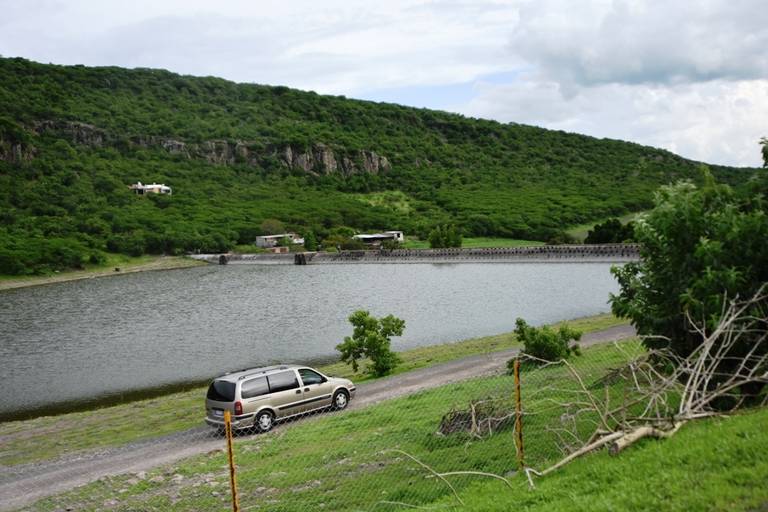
[0, 263, 620, 417]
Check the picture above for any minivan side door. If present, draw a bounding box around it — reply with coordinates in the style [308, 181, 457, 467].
[266, 370, 303, 418]
[240, 376, 270, 417]
[297, 368, 334, 413]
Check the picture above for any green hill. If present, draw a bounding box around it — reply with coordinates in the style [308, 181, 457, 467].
[0, 57, 757, 274]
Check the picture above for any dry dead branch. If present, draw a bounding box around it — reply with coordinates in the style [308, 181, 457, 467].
[525, 283, 768, 484]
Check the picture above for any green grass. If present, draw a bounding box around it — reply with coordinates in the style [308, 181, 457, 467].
[0, 314, 626, 466]
[31, 341, 643, 511]
[403, 237, 546, 249]
[29, 341, 768, 511]
[438, 407, 768, 511]
[353, 190, 415, 214]
[323, 312, 626, 382]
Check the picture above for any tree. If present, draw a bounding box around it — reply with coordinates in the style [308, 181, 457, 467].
[760, 137, 768, 167]
[303, 230, 318, 251]
[510, 318, 581, 363]
[610, 171, 768, 393]
[336, 310, 404, 377]
[584, 218, 635, 244]
[259, 218, 285, 235]
[428, 224, 462, 248]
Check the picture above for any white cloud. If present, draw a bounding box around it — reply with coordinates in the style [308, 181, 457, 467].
[509, 0, 768, 92]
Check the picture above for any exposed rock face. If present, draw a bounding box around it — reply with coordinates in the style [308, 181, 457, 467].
[0, 136, 34, 163]
[277, 143, 391, 175]
[34, 120, 105, 147]
[30, 120, 392, 175]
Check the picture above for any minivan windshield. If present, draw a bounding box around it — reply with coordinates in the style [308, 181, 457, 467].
[207, 380, 236, 402]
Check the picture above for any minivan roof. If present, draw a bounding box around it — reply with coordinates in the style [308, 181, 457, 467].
[214, 364, 304, 383]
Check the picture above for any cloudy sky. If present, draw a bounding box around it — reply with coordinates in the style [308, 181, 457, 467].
[1, 0, 766, 167]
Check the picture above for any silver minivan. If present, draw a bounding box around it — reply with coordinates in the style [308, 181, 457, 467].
[205, 365, 356, 432]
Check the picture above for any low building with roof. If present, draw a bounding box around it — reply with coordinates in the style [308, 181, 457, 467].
[129, 182, 172, 195]
[255, 233, 305, 248]
[353, 231, 404, 246]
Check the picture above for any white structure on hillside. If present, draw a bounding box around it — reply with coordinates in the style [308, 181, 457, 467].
[353, 231, 404, 245]
[129, 182, 173, 195]
[255, 233, 305, 248]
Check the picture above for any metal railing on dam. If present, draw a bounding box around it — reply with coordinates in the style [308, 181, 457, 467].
[191, 244, 641, 265]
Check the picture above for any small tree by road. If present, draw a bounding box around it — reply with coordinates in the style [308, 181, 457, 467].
[508, 318, 582, 368]
[336, 311, 405, 377]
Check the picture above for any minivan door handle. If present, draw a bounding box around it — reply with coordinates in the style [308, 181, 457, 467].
[304, 387, 310, 392]
[295, 389, 302, 394]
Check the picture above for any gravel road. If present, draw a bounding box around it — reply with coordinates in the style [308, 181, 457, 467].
[0, 324, 635, 511]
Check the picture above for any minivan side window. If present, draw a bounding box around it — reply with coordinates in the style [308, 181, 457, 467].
[241, 376, 269, 399]
[267, 371, 299, 393]
[299, 369, 325, 385]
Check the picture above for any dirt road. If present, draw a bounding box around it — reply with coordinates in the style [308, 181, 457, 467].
[0, 324, 635, 510]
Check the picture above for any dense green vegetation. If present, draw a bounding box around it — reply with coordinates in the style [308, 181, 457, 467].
[428, 223, 463, 248]
[610, 172, 768, 380]
[0, 57, 758, 274]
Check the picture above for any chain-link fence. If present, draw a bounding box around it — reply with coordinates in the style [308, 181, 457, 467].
[1, 336, 652, 512]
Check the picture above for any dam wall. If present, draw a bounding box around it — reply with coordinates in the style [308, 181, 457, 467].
[191, 244, 640, 265]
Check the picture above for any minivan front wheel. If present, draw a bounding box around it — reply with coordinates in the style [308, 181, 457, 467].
[332, 390, 349, 410]
[254, 410, 274, 433]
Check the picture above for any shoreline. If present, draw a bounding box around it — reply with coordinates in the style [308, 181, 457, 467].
[0, 255, 206, 292]
[0, 313, 627, 424]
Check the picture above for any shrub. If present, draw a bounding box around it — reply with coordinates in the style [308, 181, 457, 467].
[509, 318, 582, 367]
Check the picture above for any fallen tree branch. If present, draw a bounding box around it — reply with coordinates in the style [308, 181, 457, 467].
[608, 421, 685, 455]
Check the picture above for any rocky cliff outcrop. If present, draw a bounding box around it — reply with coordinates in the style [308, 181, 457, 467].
[31, 120, 391, 175]
[0, 136, 35, 163]
[34, 120, 106, 147]
[279, 143, 390, 175]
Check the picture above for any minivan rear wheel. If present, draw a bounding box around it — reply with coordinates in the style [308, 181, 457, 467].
[254, 410, 274, 433]
[332, 390, 349, 410]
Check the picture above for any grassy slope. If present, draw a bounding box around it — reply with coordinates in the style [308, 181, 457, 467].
[0, 314, 625, 466]
[29, 340, 768, 512]
[444, 408, 768, 511]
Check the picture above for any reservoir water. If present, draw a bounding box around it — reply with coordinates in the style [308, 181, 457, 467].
[0, 263, 620, 418]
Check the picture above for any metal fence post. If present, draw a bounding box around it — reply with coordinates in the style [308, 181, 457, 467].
[513, 358, 525, 470]
[224, 410, 240, 512]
